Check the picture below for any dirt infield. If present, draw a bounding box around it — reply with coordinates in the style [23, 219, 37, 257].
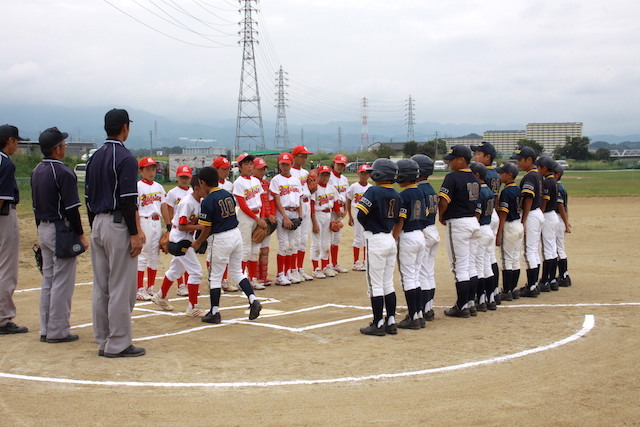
[1, 197, 639, 425]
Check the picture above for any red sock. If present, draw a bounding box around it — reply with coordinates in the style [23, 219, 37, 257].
[247, 260, 258, 281]
[284, 254, 291, 275]
[321, 259, 329, 269]
[160, 276, 173, 299]
[147, 268, 157, 289]
[223, 266, 228, 280]
[312, 259, 319, 270]
[242, 261, 247, 275]
[206, 260, 210, 270]
[137, 270, 144, 289]
[331, 245, 339, 266]
[277, 254, 284, 275]
[297, 251, 305, 269]
[184, 273, 189, 283]
[353, 247, 360, 263]
[188, 283, 199, 307]
[177, 276, 184, 286]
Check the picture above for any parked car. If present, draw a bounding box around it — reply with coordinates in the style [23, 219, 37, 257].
[345, 161, 372, 172]
[556, 160, 570, 169]
[434, 160, 446, 171]
[80, 148, 98, 162]
[74, 163, 86, 181]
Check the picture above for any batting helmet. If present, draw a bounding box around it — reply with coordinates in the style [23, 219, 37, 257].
[396, 159, 420, 184]
[469, 161, 487, 181]
[410, 154, 434, 178]
[370, 158, 398, 182]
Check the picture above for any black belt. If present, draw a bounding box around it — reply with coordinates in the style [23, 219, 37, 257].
[284, 206, 299, 211]
[40, 219, 60, 224]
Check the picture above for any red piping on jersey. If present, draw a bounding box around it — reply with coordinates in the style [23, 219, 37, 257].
[141, 179, 154, 185]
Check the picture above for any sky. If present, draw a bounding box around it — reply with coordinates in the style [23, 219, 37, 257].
[1, 0, 639, 136]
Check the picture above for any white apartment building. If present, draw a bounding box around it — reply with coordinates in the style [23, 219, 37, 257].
[525, 122, 583, 153]
[483, 130, 526, 155]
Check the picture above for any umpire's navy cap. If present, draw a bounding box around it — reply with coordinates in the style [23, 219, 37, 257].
[495, 161, 518, 177]
[104, 108, 132, 128]
[443, 145, 472, 162]
[0, 124, 25, 140]
[470, 142, 497, 159]
[510, 146, 536, 160]
[38, 127, 69, 151]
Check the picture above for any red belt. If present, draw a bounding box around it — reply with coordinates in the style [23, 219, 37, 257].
[321, 209, 331, 213]
[143, 215, 160, 220]
[251, 208, 260, 213]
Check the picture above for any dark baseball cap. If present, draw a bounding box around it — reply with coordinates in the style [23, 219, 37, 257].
[553, 162, 564, 175]
[470, 142, 497, 159]
[0, 124, 25, 140]
[510, 146, 536, 160]
[443, 144, 472, 161]
[104, 108, 132, 129]
[38, 127, 69, 151]
[495, 161, 519, 177]
[536, 155, 556, 170]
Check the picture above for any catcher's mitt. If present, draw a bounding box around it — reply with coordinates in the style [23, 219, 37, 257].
[330, 220, 343, 232]
[160, 231, 170, 254]
[290, 217, 303, 230]
[252, 221, 277, 243]
[33, 244, 43, 275]
[307, 170, 318, 193]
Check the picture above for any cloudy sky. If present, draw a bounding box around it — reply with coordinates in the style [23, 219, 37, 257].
[1, 0, 639, 135]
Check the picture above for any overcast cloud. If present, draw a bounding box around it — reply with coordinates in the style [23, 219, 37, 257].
[1, 0, 639, 135]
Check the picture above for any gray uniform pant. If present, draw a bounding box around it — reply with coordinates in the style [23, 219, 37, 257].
[0, 207, 19, 327]
[38, 222, 77, 339]
[91, 213, 137, 354]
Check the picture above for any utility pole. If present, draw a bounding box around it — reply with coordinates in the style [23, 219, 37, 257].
[405, 95, 415, 142]
[338, 126, 343, 152]
[235, 0, 265, 155]
[149, 130, 153, 156]
[274, 66, 290, 149]
[360, 97, 369, 152]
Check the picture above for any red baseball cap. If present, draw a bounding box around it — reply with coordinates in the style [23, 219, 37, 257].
[278, 152, 293, 164]
[317, 165, 331, 174]
[333, 154, 348, 164]
[237, 152, 252, 164]
[358, 164, 372, 173]
[138, 157, 156, 168]
[292, 145, 313, 156]
[253, 157, 268, 169]
[213, 156, 231, 168]
[176, 165, 193, 177]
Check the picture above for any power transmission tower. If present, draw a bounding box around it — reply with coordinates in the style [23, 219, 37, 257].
[235, 0, 265, 155]
[360, 97, 369, 152]
[405, 95, 415, 142]
[338, 126, 342, 152]
[274, 66, 290, 149]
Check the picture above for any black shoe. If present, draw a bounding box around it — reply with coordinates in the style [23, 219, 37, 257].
[511, 290, 520, 300]
[40, 335, 46, 342]
[495, 292, 502, 305]
[249, 300, 262, 320]
[0, 322, 28, 335]
[397, 315, 421, 330]
[487, 301, 497, 311]
[103, 344, 146, 358]
[444, 306, 470, 318]
[419, 318, 426, 328]
[539, 282, 551, 292]
[520, 286, 538, 298]
[360, 322, 386, 336]
[476, 303, 488, 312]
[499, 292, 513, 302]
[550, 280, 559, 291]
[98, 349, 105, 357]
[46, 334, 79, 343]
[425, 309, 435, 322]
[559, 276, 572, 287]
[202, 311, 221, 324]
[469, 305, 478, 316]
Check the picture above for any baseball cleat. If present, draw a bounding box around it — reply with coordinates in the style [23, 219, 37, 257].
[249, 299, 262, 320]
[444, 306, 470, 318]
[419, 318, 426, 328]
[469, 305, 478, 316]
[202, 311, 221, 324]
[487, 301, 498, 311]
[299, 269, 314, 281]
[186, 306, 206, 318]
[333, 265, 349, 274]
[360, 322, 386, 336]
[289, 270, 303, 283]
[476, 302, 488, 312]
[275, 275, 291, 286]
[151, 293, 174, 311]
[312, 269, 327, 279]
[176, 285, 189, 296]
[397, 315, 421, 330]
[550, 279, 559, 291]
[519, 286, 538, 298]
[499, 291, 513, 302]
[539, 282, 551, 292]
[352, 261, 366, 271]
[146, 286, 156, 296]
[251, 280, 266, 290]
[511, 290, 520, 300]
[136, 288, 152, 301]
[323, 266, 336, 277]
[425, 309, 435, 321]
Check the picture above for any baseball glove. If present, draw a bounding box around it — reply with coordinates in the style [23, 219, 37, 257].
[330, 220, 343, 232]
[160, 231, 170, 254]
[33, 244, 43, 275]
[290, 217, 303, 230]
[252, 221, 277, 243]
[195, 238, 208, 254]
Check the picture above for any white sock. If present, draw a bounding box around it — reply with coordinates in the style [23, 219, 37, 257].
[387, 315, 395, 325]
[248, 294, 256, 304]
[211, 306, 219, 315]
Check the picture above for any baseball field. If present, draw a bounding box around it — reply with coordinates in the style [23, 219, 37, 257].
[1, 170, 639, 425]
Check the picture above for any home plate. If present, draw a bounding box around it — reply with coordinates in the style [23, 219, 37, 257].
[246, 308, 283, 315]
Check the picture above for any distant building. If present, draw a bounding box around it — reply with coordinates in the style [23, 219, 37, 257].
[483, 130, 526, 155]
[366, 141, 407, 154]
[525, 122, 583, 153]
[182, 146, 228, 155]
[17, 141, 96, 157]
[443, 135, 483, 150]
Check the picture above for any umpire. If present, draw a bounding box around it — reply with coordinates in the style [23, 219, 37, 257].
[31, 127, 90, 343]
[85, 109, 146, 358]
[0, 124, 28, 335]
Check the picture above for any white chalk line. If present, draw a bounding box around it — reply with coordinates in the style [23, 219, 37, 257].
[0, 315, 595, 388]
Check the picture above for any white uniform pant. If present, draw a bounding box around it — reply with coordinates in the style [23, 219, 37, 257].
[398, 230, 425, 291]
[364, 231, 396, 298]
[489, 210, 499, 265]
[445, 217, 481, 283]
[475, 225, 494, 279]
[523, 208, 544, 269]
[541, 211, 559, 261]
[276, 210, 300, 256]
[352, 208, 365, 248]
[555, 212, 567, 259]
[311, 211, 331, 261]
[166, 247, 202, 284]
[501, 221, 524, 271]
[296, 201, 311, 252]
[330, 211, 343, 246]
[237, 209, 260, 262]
[138, 217, 162, 271]
[420, 225, 440, 291]
[207, 228, 246, 289]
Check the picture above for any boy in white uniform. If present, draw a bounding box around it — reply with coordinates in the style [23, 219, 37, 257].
[233, 153, 266, 290]
[346, 164, 371, 271]
[290, 145, 314, 282]
[152, 176, 207, 317]
[136, 157, 166, 300]
[161, 164, 193, 296]
[253, 157, 277, 286]
[310, 165, 339, 278]
[270, 152, 302, 285]
[211, 156, 236, 291]
[328, 154, 350, 274]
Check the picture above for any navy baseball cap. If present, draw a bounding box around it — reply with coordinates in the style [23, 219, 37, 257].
[510, 146, 536, 160]
[470, 142, 497, 159]
[39, 127, 69, 151]
[535, 155, 556, 169]
[0, 124, 25, 141]
[104, 108, 132, 129]
[495, 161, 518, 177]
[443, 145, 472, 162]
[553, 162, 564, 175]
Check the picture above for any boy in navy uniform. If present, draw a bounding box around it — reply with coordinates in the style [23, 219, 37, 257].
[192, 167, 262, 324]
[438, 145, 481, 318]
[536, 155, 560, 292]
[553, 164, 572, 287]
[356, 159, 401, 336]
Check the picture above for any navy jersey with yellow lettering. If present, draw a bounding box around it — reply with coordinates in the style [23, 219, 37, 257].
[399, 185, 427, 232]
[476, 183, 495, 226]
[417, 181, 438, 226]
[498, 182, 521, 222]
[438, 169, 480, 221]
[519, 168, 543, 210]
[556, 181, 568, 212]
[198, 187, 239, 234]
[356, 184, 400, 234]
[485, 166, 501, 199]
[542, 174, 558, 213]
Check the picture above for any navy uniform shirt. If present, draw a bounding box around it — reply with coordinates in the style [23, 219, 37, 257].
[477, 183, 495, 226]
[0, 150, 19, 205]
[31, 159, 81, 221]
[519, 168, 543, 210]
[498, 182, 521, 222]
[485, 166, 501, 199]
[556, 181, 568, 212]
[356, 184, 400, 234]
[198, 187, 239, 234]
[417, 181, 438, 226]
[542, 175, 558, 213]
[85, 139, 138, 213]
[438, 169, 480, 221]
[399, 184, 428, 232]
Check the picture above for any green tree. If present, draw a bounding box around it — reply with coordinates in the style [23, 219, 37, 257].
[373, 144, 397, 159]
[593, 147, 611, 161]
[403, 141, 419, 157]
[554, 136, 592, 160]
[517, 139, 545, 155]
[418, 138, 447, 159]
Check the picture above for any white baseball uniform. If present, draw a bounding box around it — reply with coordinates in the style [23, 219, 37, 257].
[270, 173, 302, 256]
[310, 183, 337, 262]
[233, 175, 264, 262]
[291, 167, 311, 253]
[137, 179, 165, 271]
[165, 185, 193, 211]
[328, 171, 349, 246]
[346, 181, 371, 248]
[165, 194, 202, 284]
